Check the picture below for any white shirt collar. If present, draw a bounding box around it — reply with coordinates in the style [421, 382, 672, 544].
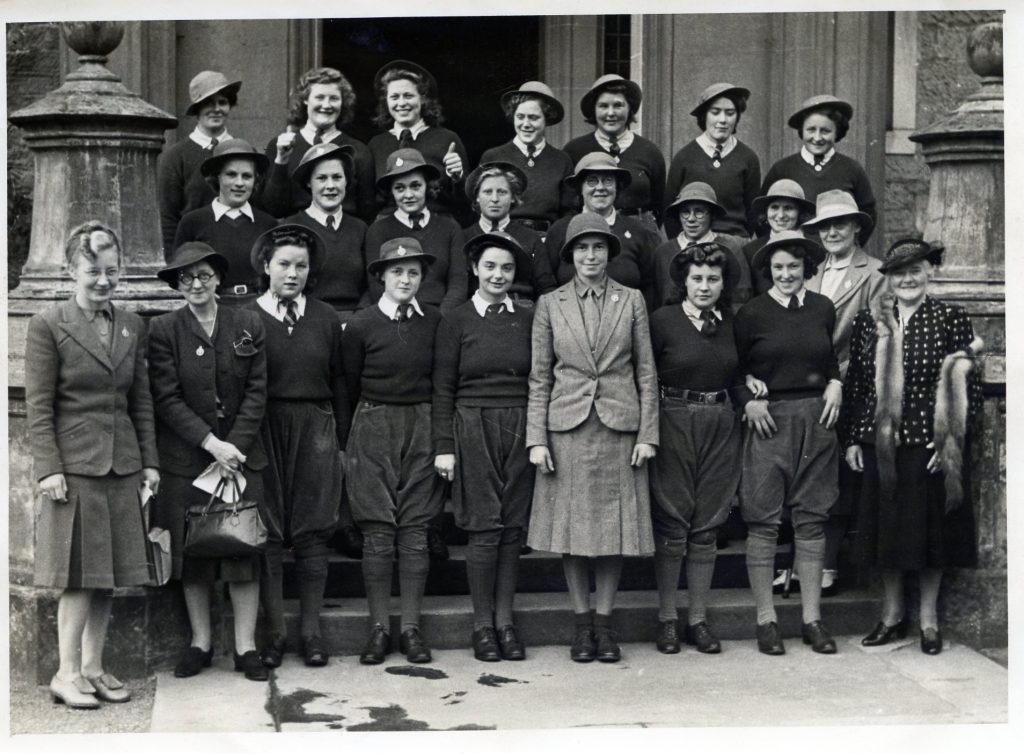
[478, 216, 511, 233]
[300, 123, 340, 146]
[696, 132, 737, 158]
[513, 136, 546, 157]
[189, 127, 232, 149]
[594, 129, 635, 152]
[681, 298, 721, 330]
[823, 252, 854, 271]
[800, 145, 836, 167]
[768, 286, 807, 308]
[394, 207, 431, 228]
[600, 208, 619, 227]
[677, 229, 716, 248]
[212, 199, 254, 222]
[378, 294, 425, 320]
[305, 204, 344, 228]
[471, 291, 515, 317]
[257, 290, 307, 321]
[389, 120, 428, 139]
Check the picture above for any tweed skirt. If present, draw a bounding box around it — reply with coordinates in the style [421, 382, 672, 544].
[854, 443, 977, 570]
[152, 470, 263, 583]
[34, 472, 149, 589]
[345, 401, 444, 529]
[739, 397, 838, 529]
[451, 405, 534, 532]
[528, 409, 654, 556]
[649, 398, 740, 541]
[261, 400, 343, 551]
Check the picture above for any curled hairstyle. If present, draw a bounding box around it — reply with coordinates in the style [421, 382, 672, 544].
[255, 226, 319, 293]
[695, 93, 747, 132]
[502, 92, 560, 124]
[794, 105, 850, 141]
[64, 220, 121, 269]
[582, 81, 638, 127]
[758, 243, 820, 281]
[470, 167, 525, 214]
[288, 67, 357, 128]
[384, 167, 441, 206]
[373, 68, 444, 129]
[203, 156, 265, 195]
[667, 244, 733, 309]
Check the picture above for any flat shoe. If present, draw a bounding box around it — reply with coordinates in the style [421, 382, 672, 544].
[595, 629, 621, 663]
[174, 645, 213, 678]
[862, 618, 909, 646]
[655, 619, 681, 654]
[497, 624, 526, 661]
[261, 635, 287, 668]
[570, 626, 596, 663]
[802, 620, 837, 654]
[234, 650, 269, 681]
[49, 675, 99, 709]
[756, 621, 786, 655]
[920, 627, 943, 655]
[684, 621, 722, 654]
[472, 626, 501, 662]
[83, 672, 130, 703]
[359, 625, 391, 665]
[302, 636, 329, 667]
[400, 627, 432, 663]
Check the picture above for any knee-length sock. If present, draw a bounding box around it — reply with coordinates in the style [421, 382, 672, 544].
[494, 538, 522, 628]
[794, 535, 826, 623]
[746, 525, 779, 625]
[295, 552, 328, 639]
[397, 528, 430, 631]
[685, 539, 717, 626]
[260, 543, 286, 639]
[466, 530, 500, 630]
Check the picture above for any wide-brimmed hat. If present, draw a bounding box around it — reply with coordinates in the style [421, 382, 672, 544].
[580, 74, 642, 119]
[199, 138, 269, 178]
[751, 179, 816, 219]
[560, 212, 621, 263]
[666, 182, 725, 216]
[464, 161, 529, 202]
[158, 241, 228, 288]
[185, 71, 242, 116]
[801, 189, 874, 234]
[751, 229, 826, 269]
[564, 152, 632, 192]
[376, 148, 441, 191]
[464, 231, 531, 270]
[250, 223, 326, 275]
[500, 81, 564, 125]
[879, 238, 945, 273]
[374, 59, 437, 96]
[787, 94, 854, 130]
[290, 142, 355, 187]
[689, 82, 750, 117]
[668, 242, 742, 292]
[367, 237, 436, 276]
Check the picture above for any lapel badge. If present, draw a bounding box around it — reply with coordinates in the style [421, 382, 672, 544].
[196, 345, 205, 357]
[121, 326, 130, 338]
[712, 159, 721, 169]
[611, 294, 620, 303]
[845, 280, 852, 288]
[624, 230, 632, 239]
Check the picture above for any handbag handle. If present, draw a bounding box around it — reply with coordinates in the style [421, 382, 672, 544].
[200, 473, 244, 516]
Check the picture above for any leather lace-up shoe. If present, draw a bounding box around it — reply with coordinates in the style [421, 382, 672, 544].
[570, 626, 597, 662]
[595, 628, 621, 663]
[359, 625, 391, 665]
[472, 626, 501, 662]
[497, 624, 526, 660]
[861, 618, 909, 647]
[234, 650, 269, 681]
[684, 621, 722, 654]
[802, 620, 837, 654]
[174, 646, 214, 678]
[655, 619, 681, 654]
[400, 627, 432, 663]
[756, 622, 786, 655]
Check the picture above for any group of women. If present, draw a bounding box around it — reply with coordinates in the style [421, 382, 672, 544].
[27, 63, 982, 707]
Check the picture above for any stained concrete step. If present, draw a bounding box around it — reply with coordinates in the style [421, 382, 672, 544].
[226, 588, 880, 656]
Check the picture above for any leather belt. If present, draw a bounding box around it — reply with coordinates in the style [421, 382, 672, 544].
[659, 385, 729, 404]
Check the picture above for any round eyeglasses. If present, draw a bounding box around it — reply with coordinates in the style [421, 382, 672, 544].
[179, 271, 216, 286]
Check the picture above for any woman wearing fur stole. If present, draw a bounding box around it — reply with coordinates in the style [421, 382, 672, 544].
[840, 239, 982, 655]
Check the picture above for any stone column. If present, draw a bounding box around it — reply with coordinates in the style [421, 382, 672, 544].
[909, 21, 1006, 649]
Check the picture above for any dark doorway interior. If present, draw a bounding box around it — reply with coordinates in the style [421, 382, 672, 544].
[323, 16, 541, 167]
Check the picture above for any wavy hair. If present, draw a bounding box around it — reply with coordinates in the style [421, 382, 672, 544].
[373, 67, 444, 129]
[288, 67, 357, 129]
[501, 92, 560, 124]
[64, 220, 121, 269]
[667, 244, 734, 309]
[469, 166, 525, 214]
[254, 226, 320, 293]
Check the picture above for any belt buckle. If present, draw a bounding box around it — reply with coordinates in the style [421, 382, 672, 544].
[697, 392, 709, 405]
[232, 284, 248, 295]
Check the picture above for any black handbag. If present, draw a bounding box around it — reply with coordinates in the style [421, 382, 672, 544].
[183, 475, 268, 559]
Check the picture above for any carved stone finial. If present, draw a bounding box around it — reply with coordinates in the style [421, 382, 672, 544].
[61, 21, 125, 63]
[967, 21, 1002, 80]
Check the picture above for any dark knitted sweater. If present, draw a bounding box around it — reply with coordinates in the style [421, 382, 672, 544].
[365, 213, 466, 312]
[742, 235, 773, 296]
[173, 206, 278, 289]
[258, 131, 377, 224]
[650, 304, 739, 393]
[431, 301, 533, 454]
[664, 139, 761, 238]
[282, 211, 368, 312]
[461, 221, 558, 300]
[733, 291, 839, 407]
[478, 140, 575, 223]
[341, 304, 441, 406]
[562, 132, 666, 221]
[157, 137, 218, 254]
[253, 297, 350, 444]
[762, 152, 876, 244]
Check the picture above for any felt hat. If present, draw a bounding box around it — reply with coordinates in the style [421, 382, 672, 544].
[750, 179, 816, 219]
[158, 242, 228, 288]
[367, 237, 436, 276]
[290, 142, 355, 187]
[579, 74, 642, 119]
[375, 148, 441, 191]
[879, 238, 945, 273]
[464, 161, 529, 202]
[801, 189, 873, 234]
[559, 212, 621, 263]
[199, 138, 268, 178]
[689, 82, 750, 117]
[666, 182, 725, 216]
[185, 70, 242, 116]
[751, 229, 826, 269]
[564, 152, 632, 192]
[374, 59, 438, 96]
[463, 230, 531, 270]
[500, 81, 564, 125]
[668, 242, 742, 292]
[250, 223, 326, 275]
[787, 94, 854, 130]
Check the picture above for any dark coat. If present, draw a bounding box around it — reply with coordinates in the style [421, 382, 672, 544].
[25, 299, 159, 481]
[147, 304, 268, 475]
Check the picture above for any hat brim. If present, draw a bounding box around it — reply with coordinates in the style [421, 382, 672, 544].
[185, 80, 242, 116]
[750, 193, 816, 219]
[374, 60, 438, 95]
[787, 99, 854, 130]
[376, 161, 442, 192]
[367, 252, 436, 277]
[200, 150, 269, 178]
[689, 86, 751, 117]
[802, 209, 874, 235]
[158, 246, 229, 288]
[290, 146, 355, 187]
[879, 247, 943, 273]
[249, 224, 327, 276]
[500, 88, 565, 126]
[751, 236, 826, 270]
[565, 166, 633, 192]
[667, 195, 725, 216]
[559, 226, 622, 263]
[580, 79, 642, 119]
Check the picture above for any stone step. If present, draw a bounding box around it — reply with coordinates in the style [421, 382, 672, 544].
[227, 588, 880, 657]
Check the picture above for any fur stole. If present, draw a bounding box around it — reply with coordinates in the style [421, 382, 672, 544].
[934, 336, 983, 512]
[870, 293, 903, 504]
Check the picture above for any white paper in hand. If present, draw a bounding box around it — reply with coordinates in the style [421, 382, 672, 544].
[192, 463, 248, 502]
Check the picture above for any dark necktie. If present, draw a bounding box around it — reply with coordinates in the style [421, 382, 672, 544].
[207, 137, 219, 152]
[700, 309, 718, 337]
[490, 220, 500, 232]
[409, 212, 423, 230]
[788, 295, 800, 310]
[399, 128, 414, 149]
[607, 135, 620, 161]
[485, 302, 505, 318]
[526, 143, 536, 167]
[813, 153, 825, 171]
[313, 131, 324, 145]
[283, 300, 299, 330]
[397, 303, 412, 322]
[712, 145, 722, 168]
[326, 215, 336, 230]
[583, 289, 600, 349]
